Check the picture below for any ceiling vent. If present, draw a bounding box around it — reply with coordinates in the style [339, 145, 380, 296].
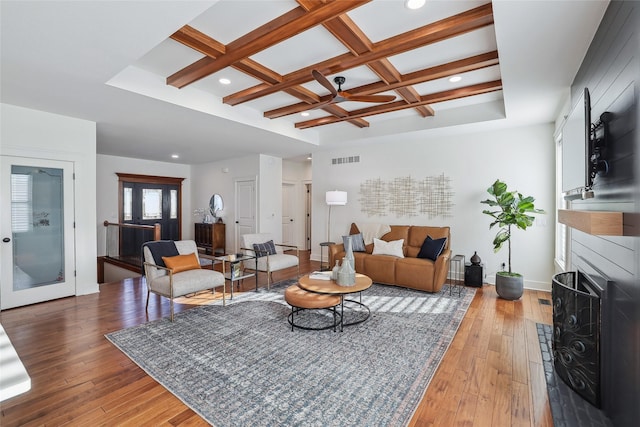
[331, 156, 360, 165]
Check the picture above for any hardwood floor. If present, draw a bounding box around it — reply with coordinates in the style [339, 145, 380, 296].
[0, 251, 553, 426]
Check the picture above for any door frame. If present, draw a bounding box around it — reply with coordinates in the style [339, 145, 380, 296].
[1, 156, 76, 309]
[116, 173, 185, 240]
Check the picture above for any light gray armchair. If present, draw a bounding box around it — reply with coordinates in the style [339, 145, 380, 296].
[241, 233, 300, 290]
[143, 240, 225, 321]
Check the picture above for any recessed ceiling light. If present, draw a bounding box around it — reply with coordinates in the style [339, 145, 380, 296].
[219, 78, 231, 85]
[405, 0, 426, 10]
[449, 76, 462, 83]
[171, 154, 179, 159]
[301, 111, 310, 117]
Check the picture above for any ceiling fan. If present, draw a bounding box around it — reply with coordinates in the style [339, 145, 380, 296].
[310, 70, 396, 108]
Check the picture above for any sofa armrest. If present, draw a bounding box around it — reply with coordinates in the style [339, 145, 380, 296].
[433, 248, 451, 289]
[328, 243, 345, 267]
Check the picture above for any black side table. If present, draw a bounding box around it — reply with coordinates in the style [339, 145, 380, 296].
[465, 262, 483, 287]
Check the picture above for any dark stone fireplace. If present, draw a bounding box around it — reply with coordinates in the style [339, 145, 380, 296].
[552, 270, 608, 408]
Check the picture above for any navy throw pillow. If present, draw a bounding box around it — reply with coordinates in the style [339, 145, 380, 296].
[253, 240, 277, 258]
[342, 233, 366, 252]
[144, 240, 179, 268]
[417, 236, 447, 261]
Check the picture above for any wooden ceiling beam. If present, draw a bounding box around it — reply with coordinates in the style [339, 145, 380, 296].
[395, 87, 434, 117]
[169, 25, 369, 128]
[320, 105, 369, 128]
[296, 0, 432, 118]
[353, 51, 499, 95]
[224, 3, 494, 106]
[294, 80, 503, 129]
[170, 26, 281, 84]
[263, 52, 497, 119]
[167, 1, 370, 88]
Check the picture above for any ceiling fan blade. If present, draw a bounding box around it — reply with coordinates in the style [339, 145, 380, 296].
[341, 92, 396, 103]
[311, 70, 337, 97]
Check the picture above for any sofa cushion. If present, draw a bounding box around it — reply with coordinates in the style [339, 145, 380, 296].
[407, 226, 450, 248]
[381, 226, 410, 243]
[250, 253, 299, 272]
[253, 240, 277, 257]
[417, 236, 447, 261]
[343, 233, 366, 252]
[372, 238, 405, 258]
[162, 253, 201, 274]
[395, 257, 437, 290]
[363, 253, 396, 284]
[151, 268, 224, 297]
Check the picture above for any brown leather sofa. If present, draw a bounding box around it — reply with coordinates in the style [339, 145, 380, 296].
[328, 223, 451, 293]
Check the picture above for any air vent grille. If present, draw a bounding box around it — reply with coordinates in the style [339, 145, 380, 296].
[331, 155, 360, 165]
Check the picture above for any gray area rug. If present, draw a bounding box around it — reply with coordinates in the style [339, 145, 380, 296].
[106, 282, 475, 426]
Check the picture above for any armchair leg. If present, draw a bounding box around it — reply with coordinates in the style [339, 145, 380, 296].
[145, 289, 150, 311]
[170, 299, 174, 322]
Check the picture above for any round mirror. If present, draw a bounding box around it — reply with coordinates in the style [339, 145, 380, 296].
[209, 194, 224, 216]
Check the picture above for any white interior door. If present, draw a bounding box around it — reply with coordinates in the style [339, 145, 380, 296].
[282, 182, 295, 246]
[1, 156, 76, 309]
[234, 178, 256, 252]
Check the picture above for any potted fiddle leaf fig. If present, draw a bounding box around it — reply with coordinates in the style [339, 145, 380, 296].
[481, 179, 545, 300]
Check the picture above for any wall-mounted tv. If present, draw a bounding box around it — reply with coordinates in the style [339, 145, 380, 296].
[562, 88, 590, 199]
[562, 88, 610, 201]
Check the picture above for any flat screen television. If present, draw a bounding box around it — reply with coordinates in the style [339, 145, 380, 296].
[562, 88, 594, 200]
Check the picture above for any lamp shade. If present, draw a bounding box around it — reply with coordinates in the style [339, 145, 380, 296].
[326, 190, 347, 206]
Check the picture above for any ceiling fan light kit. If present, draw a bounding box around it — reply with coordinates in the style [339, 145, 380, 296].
[308, 70, 397, 110]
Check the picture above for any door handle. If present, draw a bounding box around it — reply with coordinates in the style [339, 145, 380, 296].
[2, 237, 10, 243]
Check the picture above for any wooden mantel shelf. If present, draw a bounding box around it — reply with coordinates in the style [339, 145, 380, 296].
[558, 209, 624, 236]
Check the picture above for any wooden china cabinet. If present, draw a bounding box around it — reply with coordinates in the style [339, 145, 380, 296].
[194, 222, 226, 255]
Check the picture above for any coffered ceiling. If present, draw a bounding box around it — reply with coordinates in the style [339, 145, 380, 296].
[0, 1, 609, 164]
[165, 1, 499, 130]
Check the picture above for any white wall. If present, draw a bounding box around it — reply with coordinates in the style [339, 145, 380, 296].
[283, 159, 312, 249]
[1, 103, 98, 295]
[191, 154, 260, 253]
[191, 155, 310, 252]
[258, 154, 282, 237]
[311, 123, 556, 291]
[96, 154, 192, 256]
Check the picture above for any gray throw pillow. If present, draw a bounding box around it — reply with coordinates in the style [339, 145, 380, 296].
[253, 240, 277, 258]
[343, 233, 366, 252]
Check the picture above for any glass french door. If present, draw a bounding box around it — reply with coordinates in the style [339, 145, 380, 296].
[1, 156, 76, 309]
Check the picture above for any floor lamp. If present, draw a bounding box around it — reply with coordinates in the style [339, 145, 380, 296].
[325, 190, 348, 243]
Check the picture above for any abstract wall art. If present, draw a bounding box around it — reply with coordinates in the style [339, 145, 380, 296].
[358, 173, 454, 218]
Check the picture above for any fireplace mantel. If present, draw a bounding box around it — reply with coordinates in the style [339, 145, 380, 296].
[557, 209, 624, 236]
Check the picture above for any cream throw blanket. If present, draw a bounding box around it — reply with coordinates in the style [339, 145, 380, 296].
[357, 223, 392, 245]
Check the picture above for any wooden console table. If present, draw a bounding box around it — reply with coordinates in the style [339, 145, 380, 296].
[194, 222, 225, 255]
